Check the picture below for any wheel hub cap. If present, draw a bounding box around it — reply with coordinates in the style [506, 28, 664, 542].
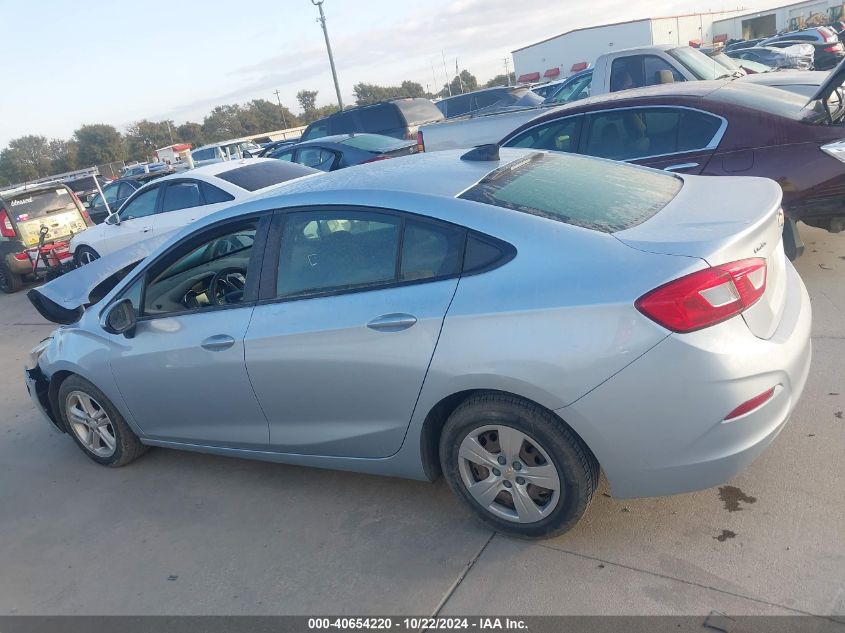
[457, 424, 562, 524]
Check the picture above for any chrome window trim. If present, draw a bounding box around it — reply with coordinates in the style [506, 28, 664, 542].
[504, 105, 728, 162]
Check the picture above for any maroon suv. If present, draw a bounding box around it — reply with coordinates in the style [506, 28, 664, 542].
[500, 68, 845, 258]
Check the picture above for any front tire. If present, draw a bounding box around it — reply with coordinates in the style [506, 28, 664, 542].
[58, 375, 148, 467]
[0, 262, 23, 293]
[440, 393, 598, 538]
[74, 246, 100, 267]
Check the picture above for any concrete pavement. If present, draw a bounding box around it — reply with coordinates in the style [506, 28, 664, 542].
[0, 227, 842, 619]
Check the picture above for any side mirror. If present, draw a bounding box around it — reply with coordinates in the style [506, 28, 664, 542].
[102, 298, 137, 338]
[105, 213, 120, 226]
[242, 150, 253, 158]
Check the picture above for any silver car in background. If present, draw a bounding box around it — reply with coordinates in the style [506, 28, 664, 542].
[24, 148, 811, 538]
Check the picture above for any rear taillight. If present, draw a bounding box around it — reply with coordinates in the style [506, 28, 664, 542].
[724, 387, 775, 420]
[416, 130, 425, 153]
[0, 208, 15, 238]
[361, 155, 392, 164]
[635, 258, 767, 333]
[825, 44, 843, 52]
[13, 252, 30, 261]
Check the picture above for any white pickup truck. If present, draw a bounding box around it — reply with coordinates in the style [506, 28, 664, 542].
[419, 44, 825, 151]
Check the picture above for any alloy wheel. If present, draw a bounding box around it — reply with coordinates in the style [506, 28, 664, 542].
[77, 249, 99, 265]
[66, 391, 116, 457]
[457, 424, 561, 523]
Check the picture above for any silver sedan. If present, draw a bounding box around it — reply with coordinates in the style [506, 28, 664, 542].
[24, 147, 812, 538]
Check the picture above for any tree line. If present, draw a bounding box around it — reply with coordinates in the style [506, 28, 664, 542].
[0, 68, 515, 186]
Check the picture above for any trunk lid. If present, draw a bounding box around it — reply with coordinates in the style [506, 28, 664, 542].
[614, 175, 787, 339]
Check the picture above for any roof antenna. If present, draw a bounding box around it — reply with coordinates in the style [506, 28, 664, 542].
[461, 144, 500, 162]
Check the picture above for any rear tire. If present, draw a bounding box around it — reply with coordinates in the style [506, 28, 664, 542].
[74, 246, 100, 267]
[440, 393, 598, 538]
[0, 262, 23, 293]
[58, 375, 148, 467]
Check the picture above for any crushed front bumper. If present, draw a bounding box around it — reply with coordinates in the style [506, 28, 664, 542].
[24, 366, 63, 433]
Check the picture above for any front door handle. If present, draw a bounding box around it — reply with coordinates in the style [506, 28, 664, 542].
[663, 162, 699, 172]
[366, 313, 418, 332]
[201, 334, 236, 351]
[141, 226, 152, 233]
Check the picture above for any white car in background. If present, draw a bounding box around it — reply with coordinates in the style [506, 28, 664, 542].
[70, 159, 318, 265]
[191, 140, 264, 167]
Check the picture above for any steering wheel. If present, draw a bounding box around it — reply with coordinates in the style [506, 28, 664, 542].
[209, 267, 247, 306]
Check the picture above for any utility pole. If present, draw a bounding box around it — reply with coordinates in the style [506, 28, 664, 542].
[311, 0, 343, 110]
[503, 57, 512, 86]
[165, 120, 174, 144]
[273, 89, 288, 128]
[441, 50, 452, 96]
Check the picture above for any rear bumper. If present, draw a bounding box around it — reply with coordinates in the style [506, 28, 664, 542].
[24, 366, 63, 432]
[558, 262, 812, 499]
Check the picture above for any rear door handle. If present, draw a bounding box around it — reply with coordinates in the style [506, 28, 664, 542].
[366, 313, 418, 332]
[201, 334, 236, 351]
[141, 226, 152, 233]
[663, 162, 699, 172]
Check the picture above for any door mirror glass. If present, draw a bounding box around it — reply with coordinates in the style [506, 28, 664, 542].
[103, 298, 137, 337]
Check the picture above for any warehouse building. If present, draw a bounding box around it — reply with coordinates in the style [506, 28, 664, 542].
[512, 10, 743, 84]
[711, 0, 845, 40]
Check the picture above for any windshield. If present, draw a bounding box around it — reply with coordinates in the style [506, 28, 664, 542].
[339, 134, 410, 152]
[667, 46, 732, 80]
[459, 153, 681, 233]
[545, 71, 593, 104]
[4, 187, 78, 220]
[710, 53, 745, 74]
[731, 57, 773, 73]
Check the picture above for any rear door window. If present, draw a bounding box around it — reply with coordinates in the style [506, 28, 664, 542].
[584, 108, 721, 160]
[459, 152, 681, 233]
[442, 94, 472, 117]
[357, 105, 402, 134]
[611, 55, 685, 91]
[161, 181, 203, 213]
[505, 115, 582, 153]
[329, 111, 358, 134]
[393, 99, 444, 125]
[296, 147, 337, 171]
[201, 182, 235, 203]
[117, 182, 137, 199]
[276, 210, 401, 298]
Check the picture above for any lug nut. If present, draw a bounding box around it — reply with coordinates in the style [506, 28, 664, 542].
[516, 477, 526, 485]
[497, 455, 507, 465]
[492, 468, 501, 477]
[503, 480, 513, 488]
[513, 461, 522, 470]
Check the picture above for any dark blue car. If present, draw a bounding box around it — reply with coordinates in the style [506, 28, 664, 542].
[266, 133, 417, 171]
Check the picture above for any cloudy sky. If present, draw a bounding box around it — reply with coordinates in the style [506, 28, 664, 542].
[0, 0, 748, 147]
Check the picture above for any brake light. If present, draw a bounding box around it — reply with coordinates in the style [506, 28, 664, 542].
[417, 130, 425, 153]
[635, 258, 767, 333]
[13, 252, 30, 261]
[0, 208, 15, 238]
[724, 387, 775, 420]
[825, 44, 843, 53]
[361, 155, 392, 164]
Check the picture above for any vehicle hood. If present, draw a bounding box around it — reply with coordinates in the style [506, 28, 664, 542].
[740, 69, 826, 88]
[27, 235, 165, 324]
[809, 56, 845, 102]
